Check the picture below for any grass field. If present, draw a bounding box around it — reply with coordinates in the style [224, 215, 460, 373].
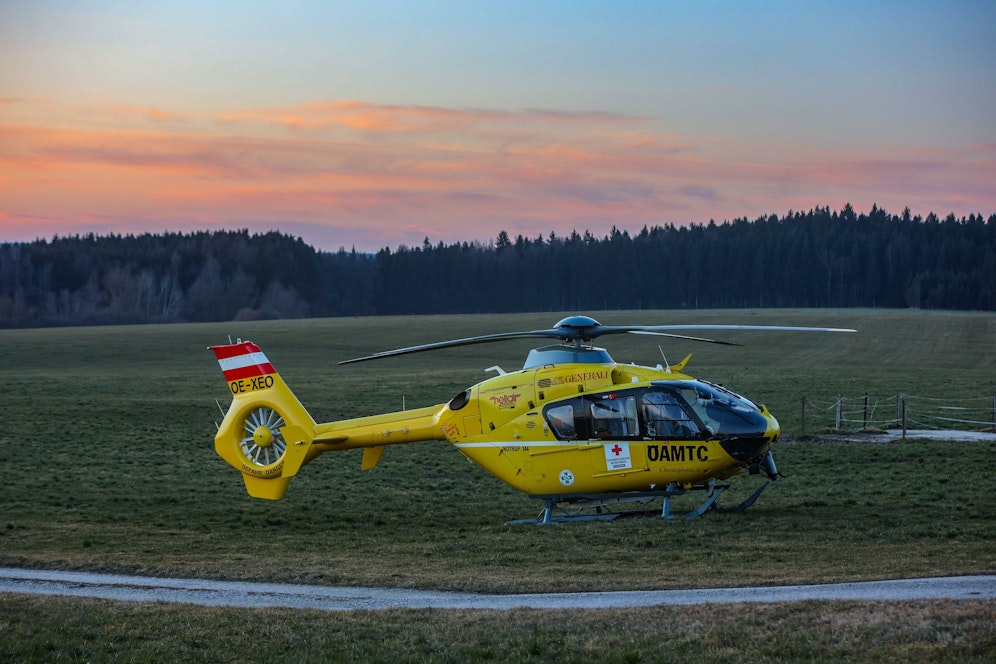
[2, 595, 993, 663]
[1, 309, 994, 660]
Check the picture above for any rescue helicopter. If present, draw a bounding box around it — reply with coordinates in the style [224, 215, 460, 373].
[210, 316, 854, 523]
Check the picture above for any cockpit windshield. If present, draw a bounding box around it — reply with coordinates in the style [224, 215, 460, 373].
[660, 380, 767, 436]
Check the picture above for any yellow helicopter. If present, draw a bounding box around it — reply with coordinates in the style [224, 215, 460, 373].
[210, 316, 854, 523]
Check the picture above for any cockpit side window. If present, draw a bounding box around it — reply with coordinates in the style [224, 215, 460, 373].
[641, 389, 699, 439]
[589, 395, 639, 439]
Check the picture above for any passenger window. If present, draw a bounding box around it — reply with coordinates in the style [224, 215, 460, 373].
[546, 404, 577, 439]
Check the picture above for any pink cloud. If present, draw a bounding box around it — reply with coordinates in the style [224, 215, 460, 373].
[0, 98, 992, 250]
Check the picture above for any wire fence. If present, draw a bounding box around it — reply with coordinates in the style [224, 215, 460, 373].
[801, 392, 996, 435]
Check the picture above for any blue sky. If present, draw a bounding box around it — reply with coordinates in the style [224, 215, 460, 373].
[2, 1, 993, 250]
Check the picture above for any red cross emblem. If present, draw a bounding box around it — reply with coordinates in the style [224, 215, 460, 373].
[611, 444, 623, 456]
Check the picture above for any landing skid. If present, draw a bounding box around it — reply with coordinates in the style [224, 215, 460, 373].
[506, 481, 769, 525]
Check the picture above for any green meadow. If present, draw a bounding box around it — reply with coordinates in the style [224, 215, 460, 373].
[1, 310, 994, 661]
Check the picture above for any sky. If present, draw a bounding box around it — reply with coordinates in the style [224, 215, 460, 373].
[1, 1, 994, 252]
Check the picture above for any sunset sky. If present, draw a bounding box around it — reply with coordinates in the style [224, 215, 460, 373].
[2, 1, 994, 251]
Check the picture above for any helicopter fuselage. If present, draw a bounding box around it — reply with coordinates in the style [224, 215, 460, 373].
[443, 360, 774, 496]
[301, 346, 779, 498]
[211, 315, 849, 515]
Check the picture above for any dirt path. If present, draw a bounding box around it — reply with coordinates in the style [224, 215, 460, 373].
[1, 568, 992, 611]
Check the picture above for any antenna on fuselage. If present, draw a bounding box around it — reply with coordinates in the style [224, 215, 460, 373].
[658, 345, 671, 372]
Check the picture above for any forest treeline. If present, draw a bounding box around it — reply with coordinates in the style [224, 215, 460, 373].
[1, 204, 994, 328]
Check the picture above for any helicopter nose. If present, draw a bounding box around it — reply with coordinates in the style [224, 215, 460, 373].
[716, 408, 778, 463]
[718, 436, 771, 463]
[719, 438, 779, 480]
[764, 410, 781, 440]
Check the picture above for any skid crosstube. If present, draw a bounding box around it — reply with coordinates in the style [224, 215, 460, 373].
[506, 481, 769, 525]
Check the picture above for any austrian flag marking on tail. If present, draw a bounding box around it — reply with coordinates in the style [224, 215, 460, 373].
[211, 342, 277, 390]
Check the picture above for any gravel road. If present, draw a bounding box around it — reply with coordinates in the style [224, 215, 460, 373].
[1, 568, 992, 611]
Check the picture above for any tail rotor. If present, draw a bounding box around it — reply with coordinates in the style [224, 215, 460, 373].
[240, 405, 288, 468]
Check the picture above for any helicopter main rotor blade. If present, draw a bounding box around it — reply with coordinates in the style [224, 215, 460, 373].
[623, 324, 857, 334]
[547, 321, 857, 340]
[627, 331, 741, 346]
[337, 329, 568, 364]
[625, 325, 855, 346]
[337, 317, 856, 365]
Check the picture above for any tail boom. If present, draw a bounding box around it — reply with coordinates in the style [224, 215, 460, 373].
[210, 341, 446, 500]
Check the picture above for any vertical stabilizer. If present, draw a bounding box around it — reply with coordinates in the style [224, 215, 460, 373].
[210, 341, 318, 500]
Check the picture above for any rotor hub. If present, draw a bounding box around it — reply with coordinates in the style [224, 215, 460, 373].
[253, 426, 275, 449]
[554, 315, 601, 343]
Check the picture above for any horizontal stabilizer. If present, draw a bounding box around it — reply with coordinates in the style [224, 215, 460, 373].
[243, 475, 291, 501]
[361, 445, 386, 470]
